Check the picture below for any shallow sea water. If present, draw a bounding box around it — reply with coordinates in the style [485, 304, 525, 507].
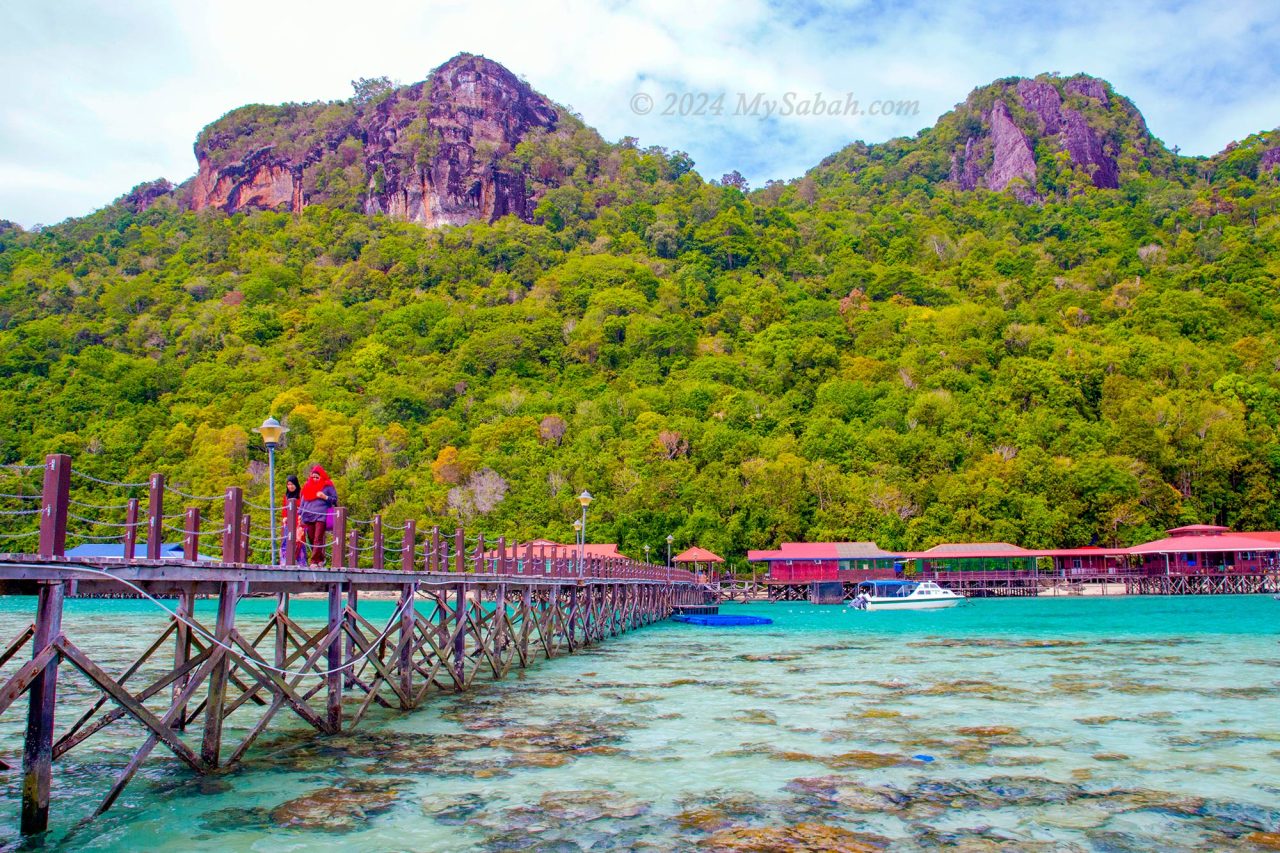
[2, 594, 1279, 851]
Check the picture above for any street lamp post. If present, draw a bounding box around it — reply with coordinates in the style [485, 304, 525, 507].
[666, 534, 674, 568]
[252, 416, 289, 565]
[577, 490, 593, 575]
[573, 519, 583, 575]
[644, 544, 650, 566]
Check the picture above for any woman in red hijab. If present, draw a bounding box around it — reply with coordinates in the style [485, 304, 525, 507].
[299, 465, 339, 567]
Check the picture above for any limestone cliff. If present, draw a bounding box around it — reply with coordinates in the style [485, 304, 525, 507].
[945, 74, 1151, 199]
[189, 54, 560, 227]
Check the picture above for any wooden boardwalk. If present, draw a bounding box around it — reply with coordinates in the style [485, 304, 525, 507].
[0, 455, 699, 837]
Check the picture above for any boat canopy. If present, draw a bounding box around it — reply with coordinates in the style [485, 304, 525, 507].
[857, 580, 916, 592]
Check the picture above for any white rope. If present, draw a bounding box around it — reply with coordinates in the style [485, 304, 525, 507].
[68, 498, 130, 511]
[65, 512, 137, 528]
[166, 486, 221, 501]
[35, 562, 419, 678]
[70, 470, 148, 488]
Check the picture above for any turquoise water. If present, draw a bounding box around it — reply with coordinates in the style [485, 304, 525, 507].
[2, 595, 1279, 850]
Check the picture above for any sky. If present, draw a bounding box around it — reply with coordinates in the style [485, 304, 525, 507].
[2, 0, 1279, 227]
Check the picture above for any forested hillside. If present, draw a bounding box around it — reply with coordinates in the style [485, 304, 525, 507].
[2, 69, 1279, 564]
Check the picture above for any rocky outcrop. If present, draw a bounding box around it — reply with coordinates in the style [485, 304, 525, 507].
[946, 75, 1129, 199]
[1261, 147, 1280, 173]
[987, 101, 1038, 194]
[118, 179, 176, 214]
[189, 54, 559, 228]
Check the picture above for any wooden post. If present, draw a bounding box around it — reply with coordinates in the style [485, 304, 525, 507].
[454, 528, 464, 574]
[474, 534, 485, 574]
[326, 584, 343, 732]
[221, 488, 243, 564]
[240, 515, 250, 564]
[183, 508, 200, 562]
[372, 516, 384, 571]
[430, 527, 441, 572]
[453, 582, 466, 686]
[330, 508, 347, 570]
[284, 499, 298, 566]
[344, 584, 358, 687]
[347, 528, 360, 569]
[146, 473, 164, 560]
[496, 537, 506, 574]
[401, 521, 416, 573]
[173, 589, 193, 730]
[201, 582, 239, 767]
[274, 592, 289, 669]
[124, 498, 139, 561]
[37, 454, 70, 559]
[397, 583, 414, 708]
[19, 581, 64, 835]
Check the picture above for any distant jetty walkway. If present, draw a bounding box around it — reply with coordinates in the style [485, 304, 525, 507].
[0, 455, 701, 837]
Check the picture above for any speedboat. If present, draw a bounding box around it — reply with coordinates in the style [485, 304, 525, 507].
[850, 579, 965, 611]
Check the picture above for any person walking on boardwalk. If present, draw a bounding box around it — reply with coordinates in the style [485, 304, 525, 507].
[300, 465, 338, 567]
[280, 474, 309, 564]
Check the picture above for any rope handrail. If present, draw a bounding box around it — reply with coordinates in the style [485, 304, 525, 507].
[0, 493, 40, 500]
[0, 464, 42, 472]
[243, 498, 274, 512]
[165, 486, 222, 501]
[68, 497, 131, 511]
[160, 521, 220, 537]
[0, 529, 41, 539]
[66, 533, 126, 543]
[65, 513, 138, 529]
[0, 507, 42, 516]
[70, 470, 148, 488]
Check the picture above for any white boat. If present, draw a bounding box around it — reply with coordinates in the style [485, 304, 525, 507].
[850, 579, 965, 611]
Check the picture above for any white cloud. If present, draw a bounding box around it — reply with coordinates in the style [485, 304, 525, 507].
[1, 0, 1279, 225]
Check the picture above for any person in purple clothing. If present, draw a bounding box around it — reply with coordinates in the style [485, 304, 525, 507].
[299, 465, 338, 567]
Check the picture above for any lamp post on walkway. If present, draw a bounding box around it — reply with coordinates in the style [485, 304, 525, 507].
[577, 490, 592, 573]
[666, 534, 674, 568]
[253, 417, 288, 565]
[644, 544, 650, 566]
[573, 519, 583, 574]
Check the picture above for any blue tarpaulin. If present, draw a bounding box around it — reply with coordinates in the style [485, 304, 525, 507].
[670, 614, 773, 626]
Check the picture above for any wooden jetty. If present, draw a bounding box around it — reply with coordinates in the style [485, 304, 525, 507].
[0, 455, 699, 837]
[755, 569, 1280, 602]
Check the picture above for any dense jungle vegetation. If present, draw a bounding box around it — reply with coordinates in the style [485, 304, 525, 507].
[2, 85, 1279, 565]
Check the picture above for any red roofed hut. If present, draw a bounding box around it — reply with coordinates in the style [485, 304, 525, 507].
[673, 546, 724, 583]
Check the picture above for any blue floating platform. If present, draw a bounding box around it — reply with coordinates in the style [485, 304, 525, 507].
[671, 614, 773, 626]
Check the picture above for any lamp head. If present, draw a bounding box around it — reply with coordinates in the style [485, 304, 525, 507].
[666, 534, 674, 545]
[572, 519, 582, 532]
[577, 490, 593, 508]
[253, 416, 289, 448]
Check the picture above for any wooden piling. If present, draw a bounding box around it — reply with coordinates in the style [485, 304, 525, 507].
[172, 589, 193, 731]
[201, 581, 240, 768]
[326, 583, 343, 732]
[19, 580, 64, 835]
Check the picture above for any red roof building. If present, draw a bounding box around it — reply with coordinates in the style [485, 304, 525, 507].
[746, 541, 901, 582]
[748, 525, 1280, 583]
